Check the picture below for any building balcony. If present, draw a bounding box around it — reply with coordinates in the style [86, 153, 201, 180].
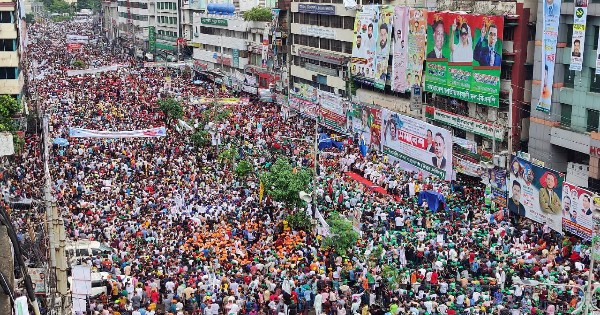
[0, 71, 23, 95]
[0, 23, 17, 39]
[193, 48, 248, 70]
[0, 51, 20, 68]
[291, 64, 345, 90]
[193, 13, 250, 32]
[550, 125, 590, 154]
[290, 23, 353, 42]
[194, 33, 247, 50]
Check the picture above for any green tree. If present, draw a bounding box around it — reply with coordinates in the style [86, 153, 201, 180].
[0, 95, 21, 132]
[72, 60, 86, 69]
[286, 211, 314, 232]
[381, 264, 401, 290]
[242, 6, 273, 22]
[260, 158, 312, 208]
[77, 0, 100, 11]
[218, 145, 239, 165]
[25, 13, 35, 25]
[235, 160, 253, 178]
[321, 212, 359, 256]
[157, 97, 183, 129]
[190, 130, 210, 148]
[48, 0, 71, 13]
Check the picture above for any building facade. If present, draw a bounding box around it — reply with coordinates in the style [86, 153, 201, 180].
[527, 0, 600, 191]
[0, 0, 25, 99]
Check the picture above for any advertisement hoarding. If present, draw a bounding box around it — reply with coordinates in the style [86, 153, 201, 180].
[381, 109, 453, 180]
[350, 5, 393, 90]
[318, 90, 347, 132]
[569, 1, 588, 71]
[508, 155, 564, 233]
[424, 12, 503, 107]
[562, 182, 594, 240]
[406, 8, 427, 89]
[391, 6, 409, 92]
[289, 95, 317, 118]
[425, 106, 504, 141]
[536, 0, 562, 112]
[148, 26, 156, 53]
[347, 103, 380, 149]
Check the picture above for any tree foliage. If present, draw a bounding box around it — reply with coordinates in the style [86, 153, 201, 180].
[381, 264, 401, 290]
[157, 97, 183, 128]
[287, 211, 314, 232]
[218, 145, 238, 165]
[48, 0, 71, 13]
[0, 95, 21, 132]
[25, 13, 35, 25]
[260, 158, 312, 208]
[235, 160, 253, 178]
[72, 59, 86, 69]
[321, 212, 359, 256]
[190, 130, 210, 148]
[242, 7, 273, 22]
[77, 0, 100, 11]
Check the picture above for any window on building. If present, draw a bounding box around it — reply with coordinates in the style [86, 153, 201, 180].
[330, 16, 341, 29]
[343, 17, 354, 30]
[0, 39, 15, 51]
[299, 35, 308, 46]
[587, 109, 600, 132]
[320, 38, 330, 50]
[566, 25, 573, 47]
[501, 65, 512, 80]
[309, 14, 318, 25]
[0, 67, 17, 79]
[560, 103, 572, 127]
[319, 15, 328, 27]
[342, 41, 352, 54]
[308, 37, 319, 48]
[504, 27, 514, 41]
[591, 70, 600, 93]
[564, 69, 575, 88]
[0, 12, 12, 23]
[595, 26, 600, 50]
[330, 40, 342, 52]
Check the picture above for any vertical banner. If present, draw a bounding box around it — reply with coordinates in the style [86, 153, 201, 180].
[368, 106, 382, 149]
[569, 1, 588, 71]
[537, 0, 562, 112]
[232, 49, 240, 68]
[596, 30, 600, 74]
[593, 214, 600, 260]
[561, 182, 594, 240]
[148, 26, 156, 53]
[347, 103, 371, 145]
[381, 109, 453, 180]
[424, 12, 503, 107]
[261, 24, 270, 68]
[318, 90, 347, 132]
[488, 167, 507, 208]
[350, 5, 393, 89]
[407, 8, 427, 88]
[392, 6, 409, 92]
[508, 155, 564, 233]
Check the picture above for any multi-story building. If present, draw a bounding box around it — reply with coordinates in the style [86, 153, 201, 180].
[0, 0, 25, 99]
[115, 0, 150, 53]
[528, 0, 600, 191]
[101, 0, 119, 43]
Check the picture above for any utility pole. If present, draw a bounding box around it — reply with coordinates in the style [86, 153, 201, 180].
[0, 224, 14, 315]
[312, 113, 318, 212]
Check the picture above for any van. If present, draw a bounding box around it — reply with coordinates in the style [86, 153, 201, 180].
[68, 271, 110, 297]
[65, 240, 113, 263]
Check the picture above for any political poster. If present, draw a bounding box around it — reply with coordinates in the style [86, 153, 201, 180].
[406, 8, 427, 89]
[347, 103, 370, 145]
[368, 106, 382, 148]
[592, 212, 600, 260]
[350, 5, 393, 90]
[596, 28, 600, 74]
[288, 95, 317, 118]
[391, 6, 409, 92]
[424, 12, 503, 107]
[569, 1, 587, 71]
[318, 90, 347, 132]
[28, 267, 46, 295]
[488, 167, 507, 208]
[561, 182, 594, 240]
[537, 0, 562, 112]
[381, 109, 453, 180]
[508, 155, 564, 233]
[454, 155, 483, 177]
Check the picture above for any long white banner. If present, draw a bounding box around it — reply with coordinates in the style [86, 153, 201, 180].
[569, 4, 587, 71]
[69, 127, 167, 138]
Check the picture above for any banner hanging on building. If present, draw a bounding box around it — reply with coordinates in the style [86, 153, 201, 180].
[391, 6, 409, 92]
[569, 1, 587, 71]
[69, 127, 167, 138]
[424, 12, 503, 107]
[454, 155, 483, 177]
[562, 182, 594, 240]
[381, 109, 453, 180]
[537, 0, 562, 112]
[318, 90, 347, 132]
[347, 103, 380, 150]
[508, 155, 564, 233]
[350, 5, 393, 90]
[148, 26, 156, 53]
[406, 8, 427, 89]
[596, 28, 600, 74]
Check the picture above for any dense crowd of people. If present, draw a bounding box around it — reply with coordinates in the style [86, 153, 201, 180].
[1, 17, 599, 315]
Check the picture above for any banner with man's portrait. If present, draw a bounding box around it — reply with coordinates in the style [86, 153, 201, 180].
[424, 12, 504, 107]
[508, 155, 564, 233]
[569, 0, 587, 71]
[562, 182, 594, 240]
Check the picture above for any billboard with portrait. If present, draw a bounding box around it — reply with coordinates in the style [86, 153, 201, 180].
[350, 5, 393, 90]
[569, 0, 587, 71]
[424, 12, 503, 107]
[508, 155, 564, 233]
[406, 8, 427, 89]
[537, 0, 562, 112]
[562, 182, 594, 240]
[347, 103, 381, 151]
[391, 6, 409, 92]
[381, 109, 453, 180]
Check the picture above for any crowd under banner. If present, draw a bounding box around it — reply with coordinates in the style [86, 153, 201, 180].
[69, 126, 167, 138]
[536, 0, 562, 112]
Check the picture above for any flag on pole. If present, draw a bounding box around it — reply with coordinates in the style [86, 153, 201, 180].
[259, 180, 264, 203]
[359, 135, 368, 157]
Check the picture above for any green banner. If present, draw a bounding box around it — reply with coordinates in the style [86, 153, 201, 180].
[383, 146, 446, 179]
[424, 12, 504, 107]
[201, 17, 228, 26]
[148, 26, 156, 53]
